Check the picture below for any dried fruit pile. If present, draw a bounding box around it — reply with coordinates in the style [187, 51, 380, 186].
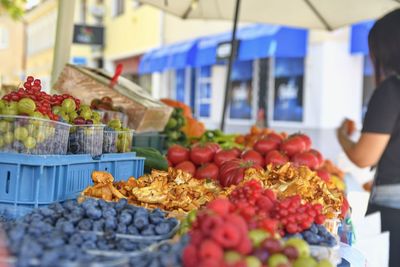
[82, 169, 230, 214]
[245, 163, 346, 218]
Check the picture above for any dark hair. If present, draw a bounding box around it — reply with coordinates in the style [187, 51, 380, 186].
[368, 9, 400, 85]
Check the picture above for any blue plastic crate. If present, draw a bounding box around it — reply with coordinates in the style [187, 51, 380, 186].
[0, 152, 145, 218]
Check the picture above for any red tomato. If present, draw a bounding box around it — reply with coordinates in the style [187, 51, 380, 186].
[292, 133, 312, 151]
[291, 151, 320, 170]
[204, 142, 221, 153]
[254, 138, 280, 155]
[190, 145, 214, 165]
[309, 149, 324, 166]
[175, 161, 196, 176]
[266, 133, 284, 144]
[280, 136, 307, 157]
[167, 145, 190, 165]
[219, 159, 261, 187]
[265, 150, 289, 166]
[214, 149, 239, 166]
[241, 150, 264, 167]
[195, 163, 219, 180]
[317, 169, 331, 182]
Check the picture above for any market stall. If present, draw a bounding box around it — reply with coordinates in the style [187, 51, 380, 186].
[0, 69, 366, 267]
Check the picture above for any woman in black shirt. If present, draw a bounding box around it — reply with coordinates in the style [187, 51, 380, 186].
[337, 9, 400, 267]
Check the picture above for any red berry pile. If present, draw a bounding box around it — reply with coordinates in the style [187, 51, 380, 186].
[1, 76, 80, 121]
[183, 199, 252, 267]
[228, 180, 326, 236]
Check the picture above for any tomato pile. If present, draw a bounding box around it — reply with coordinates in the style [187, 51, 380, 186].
[166, 143, 261, 186]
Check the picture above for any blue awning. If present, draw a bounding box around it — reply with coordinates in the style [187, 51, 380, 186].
[195, 24, 308, 67]
[350, 20, 375, 55]
[139, 40, 198, 74]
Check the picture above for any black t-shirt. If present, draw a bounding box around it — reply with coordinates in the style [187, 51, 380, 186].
[362, 75, 400, 185]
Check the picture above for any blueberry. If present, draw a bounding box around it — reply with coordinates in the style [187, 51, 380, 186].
[92, 219, 105, 232]
[62, 244, 79, 260]
[29, 213, 44, 222]
[39, 207, 55, 217]
[78, 219, 93, 231]
[119, 212, 132, 225]
[55, 218, 67, 229]
[46, 236, 65, 248]
[20, 239, 43, 258]
[41, 249, 61, 267]
[69, 233, 84, 245]
[96, 239, 110, 250]
[49, 202, 64, 213]
[159, 254, 177, 266]
[155, 222, 171, 235]
[134, 212, 149, 230]
[98, 199, 109, 209]
[82, 231, 98, 242]
[118, 239, 138, 251]
[86, 207, 102, 220]
[147, 258, 162, 267]
[117, 224, 127, 234]
[149, 213, 163, 224]
[104, 217, 117, 231]
[103, 208, 117, 218]
[81, 198, 99, 210]
[81, 240, 97, 250]
[115, 198, 128, 211]
[69, 142, 80, 154]
[103, 231, 117, 241]
[310, 224, 318, 234]
[71, 206, 85, 217]
[127, 225, 139, 235]
[61, 221, 75, 234]
[141, 225, 155, 236]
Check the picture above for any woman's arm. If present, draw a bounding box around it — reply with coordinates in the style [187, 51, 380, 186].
[337, 120, 391, 168]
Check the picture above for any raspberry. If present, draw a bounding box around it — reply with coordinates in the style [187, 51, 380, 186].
[235, 235, 252, 254]
[200, 215, 223, 236]
[207, 198, 232, 216]
[223, 213, 248, 238]
[189, 230, 204, 245]
[263, 189, 277, 202]
[315, 214, 326, 224]
[183, 244, 198, 267]
[256, 196, 273, 211]
[232, 261, 247, 267]
[198, 239, 223, 261]
[212, 223, 241, 248]
[286, 223, 298, 234]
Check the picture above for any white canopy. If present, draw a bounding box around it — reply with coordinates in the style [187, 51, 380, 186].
[139, 0, 400, 30]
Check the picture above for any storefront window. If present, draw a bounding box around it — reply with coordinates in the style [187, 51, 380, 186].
[175, 69, 185, 103]
[273, 57, 304, 122]
[197, 66, 212, 118]
[362, 56, 374, 120]
[229, 60, 253, 120]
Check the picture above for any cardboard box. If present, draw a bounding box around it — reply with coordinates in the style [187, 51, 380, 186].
[54, 64, 172, 133]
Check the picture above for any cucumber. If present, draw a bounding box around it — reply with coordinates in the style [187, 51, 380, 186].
[132, 147, 168, 173]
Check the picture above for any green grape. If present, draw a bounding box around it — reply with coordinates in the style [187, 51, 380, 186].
[0, 137, 4, 148]
[61, 98, 76, 113]
[26, 124, 38, 136]
[24, 136, 36, 149]
[108, 119, 122, 130]
[35, 131, 46, 143]
[3, 131, 13, 144]
[79, 104, 91, 111]
[14, 127, 29, 141]
[80, 109, 92, 120]
[92, 111, 101, 121]
[69, 111, 78, 121]
[17, 98, 36, 115]
[0, 121, 12, 133]
[52, 106, 62, 115]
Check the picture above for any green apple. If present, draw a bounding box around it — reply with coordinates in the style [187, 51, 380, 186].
[14, 127, 29, 141]
[0, 121, 11, 133]
[108, 119, 122, 130]
[246, 256, 262, 267]
[80, 109, 92, 120]
[224, 251, 242, 264]
[24, 136, 36, 149]
[293, 257, 318, 267]
[61, 98, 76, 113]
[285, 238, 310, 258]
[249, 229, 270, 248]
[268, 254, 289, 267]
[69, 111, 78, 121]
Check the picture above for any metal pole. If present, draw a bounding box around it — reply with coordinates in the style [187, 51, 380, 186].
[51, 0, 76, 88]
[220, 0, 241, 131]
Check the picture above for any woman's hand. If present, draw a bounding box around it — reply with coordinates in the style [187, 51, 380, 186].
[337, 119, 356, 139]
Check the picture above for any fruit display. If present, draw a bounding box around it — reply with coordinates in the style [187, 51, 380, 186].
[68, 124, 104, 157]
[82, 169, 228, 213]
[0, 115, 70, 154]
[163, 108, 189, 148]
[182, 195, 335, 267]
[2, 198, 178, 266]
[103, 119, 133, 153]
[90, 96, 128, 127]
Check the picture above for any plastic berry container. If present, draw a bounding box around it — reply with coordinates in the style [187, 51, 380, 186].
[0, 115, 71, 155]
[103, 129, 134, 153]
[68, 124, 105, 157]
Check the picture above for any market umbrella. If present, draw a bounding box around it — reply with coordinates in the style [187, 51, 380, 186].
[138, 0, 400, 130]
